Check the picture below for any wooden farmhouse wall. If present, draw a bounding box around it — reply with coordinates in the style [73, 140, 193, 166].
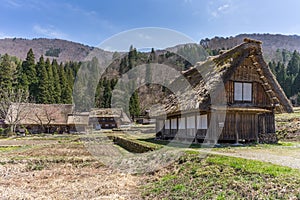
[156, 112, 209, 141]
[225, 58, 272, 108]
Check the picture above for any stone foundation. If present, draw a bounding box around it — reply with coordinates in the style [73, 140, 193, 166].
[258, 132, 278, 144]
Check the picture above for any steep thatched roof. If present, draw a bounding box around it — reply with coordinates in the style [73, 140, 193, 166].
[6, 103, 73, 125]
[89, 108, 131, 123]
[153, 38, 293, 117]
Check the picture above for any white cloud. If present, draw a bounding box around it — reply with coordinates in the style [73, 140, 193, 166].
[5, 0, 22, 7]
[209, 2, 231, 18]
[64, 3, 97, 18]
[218, 4, 229, 11]
[33, 25, 68, 39]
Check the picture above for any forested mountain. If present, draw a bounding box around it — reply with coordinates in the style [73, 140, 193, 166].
[200, 33, 300, 62]
[0, 38, 113, 63]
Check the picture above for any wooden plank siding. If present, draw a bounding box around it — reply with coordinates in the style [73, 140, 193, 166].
[160, 111, 262, 142]
[215, 112, 258, 142]
[258, 113, 275, 134]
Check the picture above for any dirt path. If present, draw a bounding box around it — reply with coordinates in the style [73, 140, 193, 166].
[200, 145, 300, 169]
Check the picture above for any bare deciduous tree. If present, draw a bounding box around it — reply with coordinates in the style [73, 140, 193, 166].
[0, 89, 30, 133]
[33, 106, 59, 133]
[29, 104, 71, 134]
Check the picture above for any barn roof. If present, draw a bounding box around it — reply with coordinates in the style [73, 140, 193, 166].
[5, 104, 132, 126]
[153, 38, 293, 116]
[5, 103, 73, 125]
[89, 108, 131, 124]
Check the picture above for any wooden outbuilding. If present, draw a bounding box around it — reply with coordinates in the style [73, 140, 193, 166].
[89, 108, 131, 129]
[154, 39, 293, 143]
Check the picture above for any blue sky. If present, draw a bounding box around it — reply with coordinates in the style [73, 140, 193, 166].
[1, 0, 300, 47]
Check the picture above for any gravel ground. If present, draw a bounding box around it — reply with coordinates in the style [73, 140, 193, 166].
[202, 145, 300, 169]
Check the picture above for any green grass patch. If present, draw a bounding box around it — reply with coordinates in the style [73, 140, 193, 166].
[0, 146, 22, 152]
[139, 137, 207, 149]
[206, 155, 298, 177]
[142, 153, 300, 199]
[278, 141, 300, 146]
[23, 135, 79, 141]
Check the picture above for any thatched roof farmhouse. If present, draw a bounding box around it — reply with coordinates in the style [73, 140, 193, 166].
[154, 38, 293, 143]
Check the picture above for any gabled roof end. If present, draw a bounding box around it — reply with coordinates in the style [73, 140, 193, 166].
[243, 38, 262, 45]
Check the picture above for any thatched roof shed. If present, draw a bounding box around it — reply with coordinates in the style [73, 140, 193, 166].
[89, 108, 131, 124]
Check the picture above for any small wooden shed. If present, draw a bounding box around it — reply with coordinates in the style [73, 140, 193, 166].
[89, 108, 131, 129]
[154, 38, 293, 143]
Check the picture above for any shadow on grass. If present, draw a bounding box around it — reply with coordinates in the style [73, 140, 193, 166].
[138, 137, 297, 149]
[137, 138, 203, 148]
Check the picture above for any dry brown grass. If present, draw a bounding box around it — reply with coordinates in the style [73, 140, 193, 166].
[0, 136, 145, 200]
[0, 162, 142, 199]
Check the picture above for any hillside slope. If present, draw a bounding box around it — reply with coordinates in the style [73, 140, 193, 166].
[200, 33, 300, 61]
[0, 38, 113, 63]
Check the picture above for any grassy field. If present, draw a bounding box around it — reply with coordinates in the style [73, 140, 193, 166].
[0, 109, 299, 199]
[142, 151, 300, 199]
[0, 126, 299, 199]
[0, 134, 143, 199]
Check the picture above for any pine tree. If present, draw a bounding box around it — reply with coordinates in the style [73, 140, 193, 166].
[51, 59, 62, 103]
[36, 56, 50, 103]
[149, 48, 156, 62]
[119, 56, 128, 74]
[287, 50, 300, 76]
[102, 78, 112, 108]
[0, 54, 13, 92]
[268, 61, 276, 75]
[292, 68, 300, 96]
[45, 58, 55, 103]
[128, 45, 137, 69]
[277, 63, 287, 94]
[22, 49, 37, 97]
[281, 49, 291, 65]
[285, 76, 293, 98]
[275, 61, 282, 75]
[95, 80, 104, 108]
[65, 63, 75, 91]
[14, 61, 29, 95]
[129, 90, 140, 120]
[58, 63, 72, 104]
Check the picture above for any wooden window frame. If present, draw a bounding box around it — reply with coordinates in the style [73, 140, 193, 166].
[197, 114, 208, 130]
[178, 117, 186, 130]
[234, 81, 252, 103]
[171, 118, 177, 129]
[187, 115, 195, 129]
[164, 119, 170, 130]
